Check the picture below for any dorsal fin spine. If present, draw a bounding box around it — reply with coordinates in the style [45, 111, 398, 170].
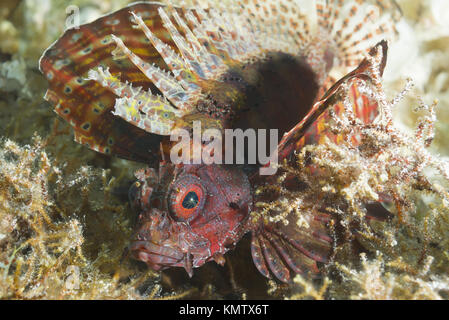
[110, 34, 193, 111]
[130, 11, 204, 94]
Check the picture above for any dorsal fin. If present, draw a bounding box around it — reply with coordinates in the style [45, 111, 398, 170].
[40, 1, 400, 165]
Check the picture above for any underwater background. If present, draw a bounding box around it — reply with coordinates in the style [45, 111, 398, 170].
[1, 0, 449, 299]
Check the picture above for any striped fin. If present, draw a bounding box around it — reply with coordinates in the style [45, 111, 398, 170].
[40, 0, 400, 164]
[130, 11, 202, 92]
[315, 0, 400, 66]
[110, 34, 193, 111]
[171, 9, 216, 78]
[87, 67, 183, 136]
[277, 40, 388, 162]
[197, 0, 401, 84]
[112, 94, 181, 136]
[250, 41, 391, 284]
[250, 214, 332, 283]
[158, 7, 211, 80]
[86, 67, 142, 100]
[39, 3, 176, 164]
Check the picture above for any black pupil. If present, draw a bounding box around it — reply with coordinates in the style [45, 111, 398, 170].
[182, 191, 199, 209]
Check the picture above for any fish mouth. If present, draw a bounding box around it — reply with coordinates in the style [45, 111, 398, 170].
[129, 240, 185, 271]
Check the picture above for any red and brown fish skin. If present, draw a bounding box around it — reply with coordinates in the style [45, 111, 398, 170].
[129, 163, 252, 276]
[40, 1, 400, 283]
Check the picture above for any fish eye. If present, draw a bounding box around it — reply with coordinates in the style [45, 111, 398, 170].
[182, 191, 199, 209]
[169, 180, 205, 222]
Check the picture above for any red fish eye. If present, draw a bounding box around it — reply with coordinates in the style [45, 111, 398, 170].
[170, 184, 204, 222]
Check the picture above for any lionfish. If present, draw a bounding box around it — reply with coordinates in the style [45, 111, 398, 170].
[39, 0, 401, 283]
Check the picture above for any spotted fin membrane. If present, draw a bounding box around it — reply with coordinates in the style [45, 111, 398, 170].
[40, 1, 401, 282]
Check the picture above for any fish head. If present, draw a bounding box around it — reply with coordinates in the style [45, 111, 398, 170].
[128, 163, 252, 276]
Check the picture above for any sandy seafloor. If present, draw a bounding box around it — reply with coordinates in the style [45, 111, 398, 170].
[1, 0, 449, 300]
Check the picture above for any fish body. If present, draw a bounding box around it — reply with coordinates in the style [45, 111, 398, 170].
[40, 1, 400, 282]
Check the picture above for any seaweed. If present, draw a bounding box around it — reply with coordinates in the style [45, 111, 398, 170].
[259, 61, 449, 300]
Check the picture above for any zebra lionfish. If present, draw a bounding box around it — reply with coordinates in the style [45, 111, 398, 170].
[40, 0, 401, 283]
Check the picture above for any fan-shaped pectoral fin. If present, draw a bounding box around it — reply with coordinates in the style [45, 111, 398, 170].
[250, 216, 333, 283]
